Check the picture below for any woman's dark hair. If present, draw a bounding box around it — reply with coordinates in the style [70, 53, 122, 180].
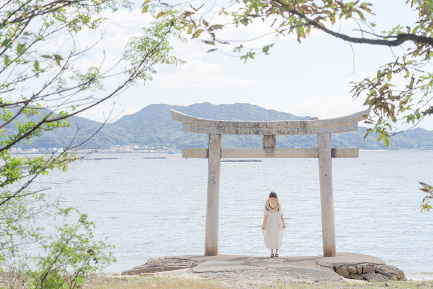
[269, 191, 278, 199]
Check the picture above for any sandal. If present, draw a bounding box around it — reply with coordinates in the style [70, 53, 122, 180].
[275, 254, 279, 257]
[270, 254, 274, 258]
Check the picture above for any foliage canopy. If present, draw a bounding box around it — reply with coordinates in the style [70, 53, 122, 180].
[1, 0, 185, 286]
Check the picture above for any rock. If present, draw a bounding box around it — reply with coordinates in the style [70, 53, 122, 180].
[347, 274, 364, 280]
[336, 266, 350, 277]
[375, 265, 407, 281]
[362, 265, 376, 273]
[347, 266, 357, 274]
[121, 257, 199, 275]
[164, 266, 191, 271]
[363, 272, 388, 282]
[330, 262, 406, 283]
[143, 266, 165, 273]
[122, 265, 164, 275]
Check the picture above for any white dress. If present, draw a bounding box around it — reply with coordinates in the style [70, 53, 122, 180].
[262, 205, 285, 249]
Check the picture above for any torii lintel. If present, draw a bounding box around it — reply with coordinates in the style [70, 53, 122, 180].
[171, 109, 369, 135]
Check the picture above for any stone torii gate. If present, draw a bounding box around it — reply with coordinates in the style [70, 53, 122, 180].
[171, 109, 369, 258]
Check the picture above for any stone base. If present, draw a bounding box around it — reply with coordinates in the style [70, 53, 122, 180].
[121, 253, 407, 283]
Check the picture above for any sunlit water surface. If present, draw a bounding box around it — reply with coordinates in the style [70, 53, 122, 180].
[38, 150, 433, 280]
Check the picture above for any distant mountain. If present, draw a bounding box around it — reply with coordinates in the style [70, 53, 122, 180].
[12, 103, 433, 150]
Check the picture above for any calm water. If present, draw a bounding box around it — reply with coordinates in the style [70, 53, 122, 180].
[40, 150, 433, 279]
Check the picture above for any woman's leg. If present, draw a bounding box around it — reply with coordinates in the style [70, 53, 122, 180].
[270, 249, 274, 257]
[275, 249, 279, 257]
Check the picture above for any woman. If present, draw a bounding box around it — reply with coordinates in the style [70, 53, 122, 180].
[262, 191, 286, 257]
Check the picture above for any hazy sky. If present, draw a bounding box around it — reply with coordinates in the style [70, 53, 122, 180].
[76, 1, 433, 130]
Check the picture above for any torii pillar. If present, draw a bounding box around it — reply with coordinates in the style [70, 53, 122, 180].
[206, 133, 222, 256]
[318, 132, 336, 256]
[171, 109, 369, 257]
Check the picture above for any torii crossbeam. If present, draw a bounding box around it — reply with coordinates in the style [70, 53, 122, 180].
[171, 109, 369, 257]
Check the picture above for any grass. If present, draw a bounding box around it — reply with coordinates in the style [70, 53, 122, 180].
[83, 276, 232, 289]
[265, 280, 433, 289]
[82, 275, 433, 289]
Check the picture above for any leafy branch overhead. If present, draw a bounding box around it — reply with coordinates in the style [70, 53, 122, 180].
[1, 0, 187, 286]
[145, 0, 433, 148]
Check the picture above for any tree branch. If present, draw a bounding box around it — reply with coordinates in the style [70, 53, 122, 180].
[274, 0, 433, 47]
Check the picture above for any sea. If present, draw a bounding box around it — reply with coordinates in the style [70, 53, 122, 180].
[39, 150, 433, 280]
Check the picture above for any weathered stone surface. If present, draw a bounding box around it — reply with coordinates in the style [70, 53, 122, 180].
[336, 266, 350, 277]
[122, 254, 407, 284]
[205, 134, 222, 256]
[164, 266, 191, 271]
[262, 135, 276, 148]
[143, 266, 164, 273]
[317, 253, 386, 268]
[171, 109, 369, 135]
[347, 266, 357, 274]
[362, 265, 376, 273]
[375, 265, 407, 281]
[363, 272, 388, 282]
[183, 122, 359, 135]
[347, 274, 364, 280]
[122, 265, 164, 275]
[318, 133, 336, 257]
[121, 257, 199, 275]
[182, 148, 359, 159]
[327, 261, 406, 282]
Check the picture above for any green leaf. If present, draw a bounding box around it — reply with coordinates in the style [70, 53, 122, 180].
[17, 43, 23, 54]
[34, 61, 39, 71]
[2, 38, 11, 48]
[262, 45, 270, 54]
[240, 18, 249, 26]
[252, 2, 259, 14]
[54, 54, 63, 66]
[192, 29, 204, 39]
[387, 71, 392, 81]
[156, 12, 165, 18]
[4, 55, 10, 66]
[297, 26, 305, 38]
[384, 137, 390, 148]
[377, 134, 384, 141]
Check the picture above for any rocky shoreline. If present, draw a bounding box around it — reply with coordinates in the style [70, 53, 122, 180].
[120, 253, 406, 284]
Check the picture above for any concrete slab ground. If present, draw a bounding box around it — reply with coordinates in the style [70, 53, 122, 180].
[122, 253, 405, 284]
